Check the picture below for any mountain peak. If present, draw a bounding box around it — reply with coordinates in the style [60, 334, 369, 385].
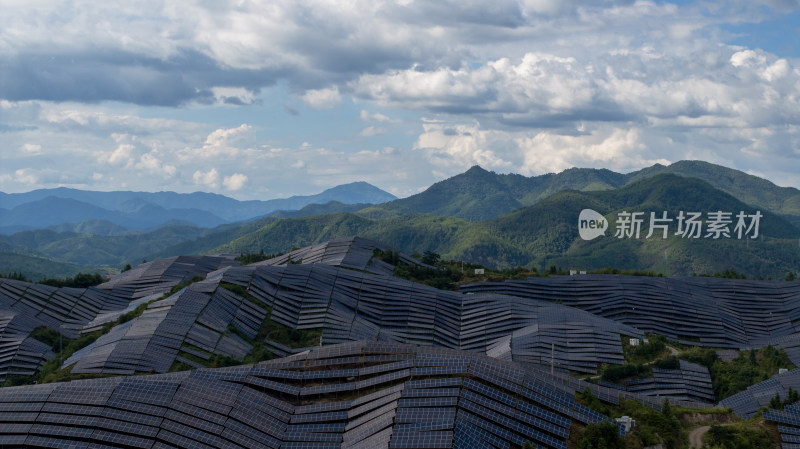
[464, 165, 490, 175]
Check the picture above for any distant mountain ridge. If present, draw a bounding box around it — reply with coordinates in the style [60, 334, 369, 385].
[3, 160, 799, 279]
[363, 160, 800, 227]
[0, 181, 397, 233]
[202, 173, 799, 277]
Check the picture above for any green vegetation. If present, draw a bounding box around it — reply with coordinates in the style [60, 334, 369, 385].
[1, 271, 29, 281]
[235, 249, 283, 265]
[623, 334, 670, 365]
[577, 385, 779, 449]
[694, 268, 748, 279]
[576, 420, 626, 449]
[681, 346, 795, 400]
[654, 356, 680, 370]
[704, 423, 772, 449]
[39, 272, 106, 288]
[588, 267, 664, 277]
[4, 161, 800, 280]
[0, 225, 214, 268]
[768, 387, 799, 410]
[601, 363, 649, 384]
[264, 322, 321, 349]
[579, 389, 686, 449]
[0, 252, 91, 281]
[204, 174, 800, 279]
[375, 249, 540, 290]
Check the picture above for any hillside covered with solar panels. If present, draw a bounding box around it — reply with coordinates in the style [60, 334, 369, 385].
[1, 236, 800, 448]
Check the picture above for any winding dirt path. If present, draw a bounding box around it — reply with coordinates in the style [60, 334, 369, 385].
[689, 425, 710, 448]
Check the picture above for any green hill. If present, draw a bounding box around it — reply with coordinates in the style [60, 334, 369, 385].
[360, 165, 627, 221]
[627, 160, 800, 226]
[0, 225, 215, 268]
[207, 174, 800, 278]
[0, 251, 96, 280]
[360, 161, 800, 228]
[4, 161, 799, 279]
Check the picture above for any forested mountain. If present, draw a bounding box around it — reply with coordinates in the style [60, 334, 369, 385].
[3, 161, 799, 279]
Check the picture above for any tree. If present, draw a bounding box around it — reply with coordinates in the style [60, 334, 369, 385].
[577, 420, 625, 449]
[661, 398, 672, 419]
[769, 393, 782, 410]
[421, 251, 441, 266]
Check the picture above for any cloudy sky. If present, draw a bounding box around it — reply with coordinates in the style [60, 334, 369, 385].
[1, 0, 799, 200]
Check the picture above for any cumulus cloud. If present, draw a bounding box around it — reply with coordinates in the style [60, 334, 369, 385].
[14, 169, 38, 185]
[193, 168, 220, 188]
[223, 173, 248, 191]
[135, 152, 177, 178]
[2, 0, 800, 196]
[301, 87, 341, 109]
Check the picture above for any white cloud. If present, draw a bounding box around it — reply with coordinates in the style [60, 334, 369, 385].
[210, 87, 257, 105]
[105, 143, 135, 166]
[359, 126, 386, 137]
[223, 173, 248, 191]
[360, 110, 391, 122]
[301, 87, 341, 110]
[190, 124, 255, 160]
[20, 143, 41, 155]
[414, 122, 514, 172]
[193, 168, 219, 188]
[135, 152, 176, 178]
[14, 169, 38, 185]
[2, 0, 800, 197]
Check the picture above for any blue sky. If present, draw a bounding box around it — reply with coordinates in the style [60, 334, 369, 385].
[1, 0, 799, 200]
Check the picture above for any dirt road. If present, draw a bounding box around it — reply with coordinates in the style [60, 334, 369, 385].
[689, 425, 710, 448]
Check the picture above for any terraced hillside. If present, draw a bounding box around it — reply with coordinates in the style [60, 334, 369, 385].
[2, 236, 800, 448]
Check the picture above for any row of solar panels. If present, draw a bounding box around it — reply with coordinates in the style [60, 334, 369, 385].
[461, 275, 800, 353]
[0, 342, 623, 449]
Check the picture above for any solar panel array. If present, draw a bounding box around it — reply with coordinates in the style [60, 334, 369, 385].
[461, 275, 800, 355]
[61, 261, 642, 376]
[66, 280, 268, 375]
[0, 341, 623, 449]
[0, 310, 55, 382]
[0, 256, 238, 380]
[234, 263, 641, 374]
[624, 360, 714, 403]
[763, 400, 800, 448]
[720, 369, 800, 418]
[255, 237, 428, 276]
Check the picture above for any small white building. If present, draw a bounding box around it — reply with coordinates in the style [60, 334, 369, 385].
[615, 416, 635, 432]
[629, 338, 640, 347]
